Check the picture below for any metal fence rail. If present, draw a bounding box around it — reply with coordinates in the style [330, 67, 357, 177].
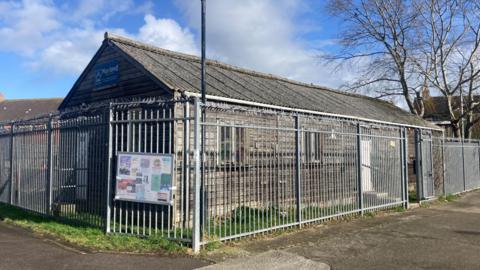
[108, 100, 194, 242]
[51, 115, 109, 227]
[198, 102, 408, 244]
[0, 114, 108, 228]
[439, 138, 480, 195]
[1, 97, 480, 252]
[0, 130, 12, 204]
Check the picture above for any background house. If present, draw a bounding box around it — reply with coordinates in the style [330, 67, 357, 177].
[421, 96, 480, 138]
[0, 97, 63, 123]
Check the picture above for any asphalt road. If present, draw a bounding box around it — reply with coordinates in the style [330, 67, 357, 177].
[2, 191, 480, 270]
[0, 222, 209, 270]
[235, 190, 480, 270]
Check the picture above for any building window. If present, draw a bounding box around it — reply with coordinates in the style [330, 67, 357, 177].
[304, 132, 323, 162]
[218, 125, 248, 164]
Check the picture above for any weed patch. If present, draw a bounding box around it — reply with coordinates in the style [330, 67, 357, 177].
[0, 203, 186, 254]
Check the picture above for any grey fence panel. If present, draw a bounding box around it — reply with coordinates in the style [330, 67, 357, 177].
[0, 133, 11, 203]
[420, 137, 435, 199]
[361, 127, 404, 210]
[463, 143, 480, 191]
[0, 114, 109, 228]
[301, 121, 359, 224]
[11, 122, 49, 214]
[199, 104, 407, 243]
[109, 101, 193, 242]
[444, 143, 465, 194]
[50, 115, 109, 227]
[6, 96, 480, 249]
[201, 119, 299, 241]
[438, 138, 480, 195]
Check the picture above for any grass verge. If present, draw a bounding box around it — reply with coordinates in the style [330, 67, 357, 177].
[438, 193, 460, 202]
[408, 191, 417, 203]
[0, 203, 186, 254]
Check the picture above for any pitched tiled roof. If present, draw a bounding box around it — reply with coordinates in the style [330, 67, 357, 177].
[422, 96, 480, 122]
[0, 98, 62, 122]
[105, 33, 437, 128]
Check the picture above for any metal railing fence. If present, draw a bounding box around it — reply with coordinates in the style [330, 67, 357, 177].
[442, 137, 480, 195]
[107, 100, 194, 242]
[196, 100, 408, 246]
[2, 97, 480, 253]
[417, 135, 480, 199]
[0, 113, 109, 228]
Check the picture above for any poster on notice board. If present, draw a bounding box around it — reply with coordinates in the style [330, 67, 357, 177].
[115, 152, 174, 205]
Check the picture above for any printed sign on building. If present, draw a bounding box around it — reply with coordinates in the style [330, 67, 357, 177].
[115, 152, 174, 205]
[94, 60, 119, 90]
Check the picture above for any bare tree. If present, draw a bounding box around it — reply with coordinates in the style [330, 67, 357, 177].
[416, 0, 480, 138]
[327, 0, 480, 138]
[327, 0, 427, 116]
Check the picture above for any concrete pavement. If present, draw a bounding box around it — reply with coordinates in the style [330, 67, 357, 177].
[222, 190, 480, 270]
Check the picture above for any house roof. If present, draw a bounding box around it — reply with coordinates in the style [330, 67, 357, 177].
[422, 96, 480, 121]
[0, 98, 63, 122]
[101, 33, 437, 128]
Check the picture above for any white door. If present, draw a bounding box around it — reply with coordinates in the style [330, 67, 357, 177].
[361, 140, 373, 191]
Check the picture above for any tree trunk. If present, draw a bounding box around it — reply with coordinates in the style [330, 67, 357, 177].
[452, 124, 462, 138]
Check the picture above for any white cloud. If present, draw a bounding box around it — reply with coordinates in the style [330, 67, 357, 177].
[0, 0, 60, 55]
[30, 28, 127, 74]
[137, 14, 197, 55]
[0, 1, 197, 76]
[0, 0, 355, 91]
[72, 0, 135, 22]
[175, 0, 353, 88]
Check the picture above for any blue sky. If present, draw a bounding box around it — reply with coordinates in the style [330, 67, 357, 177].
[0, 0, 346, 100]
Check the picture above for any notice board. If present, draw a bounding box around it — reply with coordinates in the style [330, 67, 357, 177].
[115, 152, 174, 205]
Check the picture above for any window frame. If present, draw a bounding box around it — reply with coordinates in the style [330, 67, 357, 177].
[217, 122, 249, 165]
[303, 131, 323, 163]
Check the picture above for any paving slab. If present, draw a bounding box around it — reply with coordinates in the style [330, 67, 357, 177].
[197, 250, 330, 270]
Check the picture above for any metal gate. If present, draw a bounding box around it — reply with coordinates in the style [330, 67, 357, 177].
[463, 142, 480, 190]
[417, 131, 434, 199]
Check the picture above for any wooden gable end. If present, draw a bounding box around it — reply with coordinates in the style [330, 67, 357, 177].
[59, 41, 172, 110]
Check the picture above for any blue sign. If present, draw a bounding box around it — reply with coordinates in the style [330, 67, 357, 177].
[94, 60, 119, 90]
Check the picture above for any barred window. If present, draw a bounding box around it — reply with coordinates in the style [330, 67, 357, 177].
[218, 125, 248, 164]
[304, 132, 323, 162]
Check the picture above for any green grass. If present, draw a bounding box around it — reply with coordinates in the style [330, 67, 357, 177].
[0, 203, 186, 254]
[408, 191, 418, 203]
[204, 204, 358, 239]
[445, 194, 459, 202]
[438, 193, 459, 202]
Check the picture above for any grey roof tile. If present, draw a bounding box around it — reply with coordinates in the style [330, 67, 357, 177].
[0, 98, 62, 122]
[107, 33, 437, 128]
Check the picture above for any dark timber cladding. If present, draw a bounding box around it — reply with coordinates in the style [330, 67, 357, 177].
[59, 37, 172, 110]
